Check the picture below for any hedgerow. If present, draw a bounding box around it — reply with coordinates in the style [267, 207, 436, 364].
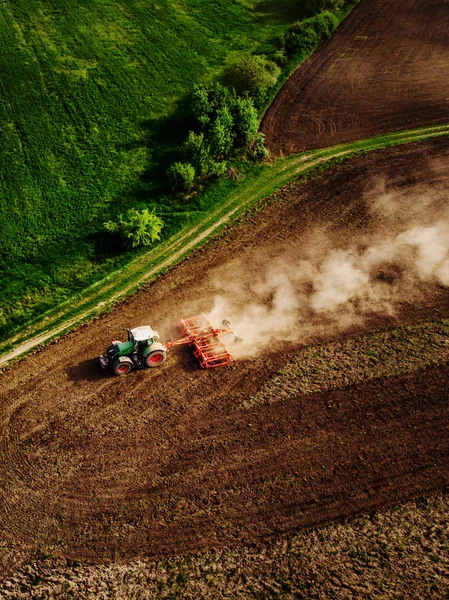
[283, 11, 340, 54]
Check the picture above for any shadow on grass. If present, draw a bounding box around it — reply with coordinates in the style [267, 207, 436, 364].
[255, 0, 308, 25]
[120, 97, 196, 203]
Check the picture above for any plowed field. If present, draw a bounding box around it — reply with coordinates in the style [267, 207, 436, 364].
[261, 0, 449, 154]
[1, 137, 449, 577]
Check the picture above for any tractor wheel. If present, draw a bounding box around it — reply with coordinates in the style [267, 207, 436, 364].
[112, 358, 133, 375]
[145, 350, 166, 368]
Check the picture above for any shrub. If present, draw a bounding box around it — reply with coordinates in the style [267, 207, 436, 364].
[183, 131, 226, 178]
[232, 96, 260, 147]
[209, 106, 234, 156]
[272, 49, 288, 67]
[308, 11, 339, 39]
[284, 21, 318, 54]
[104, 208, 164, 249]
[247, 132, 269, 160]
[206, 159, 227, 177]
[224, 54, 280, 100]
[167, 162, 196, 191]
[283, 11, 338, 54]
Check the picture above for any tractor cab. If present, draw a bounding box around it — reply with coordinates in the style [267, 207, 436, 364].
[127, 325, 159, 350]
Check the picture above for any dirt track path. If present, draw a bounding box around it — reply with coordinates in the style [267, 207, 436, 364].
[261, 0, 449, 154]
[1, 138, 448, 576]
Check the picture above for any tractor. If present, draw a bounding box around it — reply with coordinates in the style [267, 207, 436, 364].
[99, 325, 167, 375]
[99, 315, 240, 375]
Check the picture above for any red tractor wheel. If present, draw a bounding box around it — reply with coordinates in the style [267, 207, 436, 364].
[112, 359, 133, 375]
[145, 350, 166, 368]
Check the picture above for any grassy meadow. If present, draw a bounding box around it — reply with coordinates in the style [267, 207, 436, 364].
[0, 0, 305, 336]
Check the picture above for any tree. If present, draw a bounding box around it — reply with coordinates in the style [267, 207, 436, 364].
[224, 54, 280, 100]
[190, 83, 235, 129]
[167, 162, 196, 191]
[315, 0, 345, 12]
[209, 106, 234, 157]
[190, 85, 212, 128]
[104, 208, 163, 249]
[183, 131, 225, 177]
[232, 96, 259, 146]
[184, 131, 210, 173]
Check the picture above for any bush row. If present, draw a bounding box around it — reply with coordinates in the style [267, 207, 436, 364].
[166, 57, 281, 194]
[282, 10, 340, 56]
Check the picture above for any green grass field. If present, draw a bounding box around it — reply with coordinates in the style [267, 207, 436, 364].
[0, 0, 306, 336]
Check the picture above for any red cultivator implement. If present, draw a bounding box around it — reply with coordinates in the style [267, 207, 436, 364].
[165, 315, 239, 368]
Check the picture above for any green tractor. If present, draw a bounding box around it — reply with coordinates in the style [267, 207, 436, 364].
[99, 325, 167, 375]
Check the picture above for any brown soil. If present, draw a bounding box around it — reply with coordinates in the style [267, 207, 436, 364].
[261, 0, 449, 155]
[0, 138, 449, 577]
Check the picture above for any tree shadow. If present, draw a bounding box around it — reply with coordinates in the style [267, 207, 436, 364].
[120, 98, 197, 203]
[86, 230, 124, 261]
[255, 0, 308, 25]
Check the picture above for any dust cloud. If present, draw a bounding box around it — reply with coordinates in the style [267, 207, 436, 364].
[206, 175, 449, 358]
